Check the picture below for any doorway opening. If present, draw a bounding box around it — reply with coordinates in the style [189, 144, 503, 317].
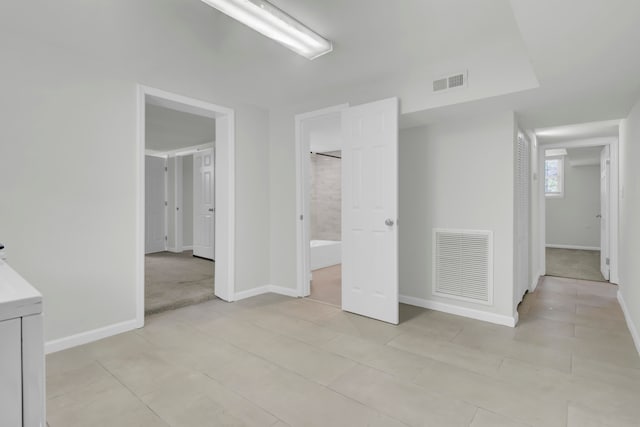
[296, 98, 400, 325]
[144, 136, 216, 313]
[308, 150, 343, 306]
[538, 136, 619, 285]
[296, 106, 345, 307]
[136, 86, 235, 327]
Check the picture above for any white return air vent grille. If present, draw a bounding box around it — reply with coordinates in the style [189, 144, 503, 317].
[433, 71, 467, 93]
[433, 229, 493, 305]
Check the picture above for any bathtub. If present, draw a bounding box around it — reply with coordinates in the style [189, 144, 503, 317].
[310, 240, 342, 270]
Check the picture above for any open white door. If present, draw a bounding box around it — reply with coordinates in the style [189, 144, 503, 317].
[600, 146, 610, 280]
[145, 155, 166, 254]
[194, 148, 215, 260]
[341, 98, 399, 324]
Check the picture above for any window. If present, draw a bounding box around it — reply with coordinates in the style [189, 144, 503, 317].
[545, 156, 564, 197]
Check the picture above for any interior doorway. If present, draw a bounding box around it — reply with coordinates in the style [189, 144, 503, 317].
[144, 143, 216, 314]
[296, 98, 400, 324]
[296, 107, 344, 307]
[136, 86, 235, 327]
[308, 150, 343, 306]
[539, 138, 619, 284]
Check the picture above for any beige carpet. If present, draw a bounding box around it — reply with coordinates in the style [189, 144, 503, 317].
[309, 264, 341, 306]
[545, 248, 607, 282]
[145, 251, 215, 315]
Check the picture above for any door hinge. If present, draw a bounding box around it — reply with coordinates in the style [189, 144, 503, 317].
[165, 236, 168, 241]
[164, 166, 168, 172]
[165, 201, 168, 206]
[300, 214, 304, 220]
[606, 257, 610, 266]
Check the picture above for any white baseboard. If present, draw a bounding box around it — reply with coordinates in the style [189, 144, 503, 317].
[182, 245, 193, 251]
[399, 295, 517, 327]
[45, 318, 138, 354]
[617, 290, 640, 356]
[546, 244, 600, 251]
[269, 285, 300, 298]
[234, 284, 300, 301]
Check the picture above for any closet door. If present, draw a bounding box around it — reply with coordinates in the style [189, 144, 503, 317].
[515, 134, 530, 305]
[193, 149, 215, 260]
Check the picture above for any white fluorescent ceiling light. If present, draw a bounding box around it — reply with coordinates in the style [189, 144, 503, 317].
[201, 0, 333, 60]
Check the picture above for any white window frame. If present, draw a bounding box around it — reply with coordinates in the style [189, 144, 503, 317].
[544, 155, 564, 198]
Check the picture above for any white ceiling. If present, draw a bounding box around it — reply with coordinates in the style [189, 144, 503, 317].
[3, 0, 640, 132]
[535, 120, 620, 145]
[565, 146, 604, 167]
[146, 104, 215, 152]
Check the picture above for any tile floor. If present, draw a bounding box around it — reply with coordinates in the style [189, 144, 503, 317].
[308, 264, 341, 306]
[46, 276, 640, 426]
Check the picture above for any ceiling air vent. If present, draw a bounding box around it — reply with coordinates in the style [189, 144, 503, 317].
[432, 71, 467, 93]
[433, 228, 492, 305]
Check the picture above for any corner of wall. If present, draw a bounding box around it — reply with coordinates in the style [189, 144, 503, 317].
[617, 290, 640, 355]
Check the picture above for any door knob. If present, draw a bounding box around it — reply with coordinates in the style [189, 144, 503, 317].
[596, 214, 602, 218]
[385, 218, 394, 226]
[208, 208, 214, 212]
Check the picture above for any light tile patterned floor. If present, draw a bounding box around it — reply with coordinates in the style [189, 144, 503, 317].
[46, 276, 640, 426]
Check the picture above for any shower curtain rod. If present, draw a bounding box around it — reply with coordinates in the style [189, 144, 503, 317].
[311, 152, 342, 159]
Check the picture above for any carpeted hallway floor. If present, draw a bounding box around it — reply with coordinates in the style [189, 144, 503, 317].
[145, 251, 215, 315]
[546, 248, 607, 282]
[309, 264, 341, 306]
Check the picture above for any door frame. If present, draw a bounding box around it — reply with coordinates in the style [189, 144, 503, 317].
[295, 104, 349, 298]
[136, 85, 235, 328]
[537, 136, 619, 284]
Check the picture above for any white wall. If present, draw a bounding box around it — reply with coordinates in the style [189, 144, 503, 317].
[0, 25, 270, 344]
[619, 96, 640, 353]
[398, 111, 516, 321]
[546, 162, 600, 249]
[182, 155, 194, 247]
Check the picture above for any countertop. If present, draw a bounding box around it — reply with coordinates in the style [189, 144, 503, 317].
[0, 260, 42, 321]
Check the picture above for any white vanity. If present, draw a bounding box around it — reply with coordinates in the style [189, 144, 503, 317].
[0, 258, 45, 427]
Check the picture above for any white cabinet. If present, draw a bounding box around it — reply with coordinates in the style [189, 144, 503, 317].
[0, 318, 22, 426]
[0, 260, 45, 427]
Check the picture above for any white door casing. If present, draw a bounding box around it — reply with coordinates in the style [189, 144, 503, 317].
[341, 97, 399, 324]
[145, 155, 166, 254]
[600, 146, 610, 280]
[194, 148, 215, 260]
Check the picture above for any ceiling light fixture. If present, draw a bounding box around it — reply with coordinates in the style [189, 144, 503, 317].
[201, 0, 333, 60]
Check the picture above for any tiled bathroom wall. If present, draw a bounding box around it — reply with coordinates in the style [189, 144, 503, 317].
[311, 152, 341, 241]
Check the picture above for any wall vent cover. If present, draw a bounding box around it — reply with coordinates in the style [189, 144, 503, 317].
[433, 229, 493, 304]
[432, 71, 467, 93]
[432, 78, 448, 92]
